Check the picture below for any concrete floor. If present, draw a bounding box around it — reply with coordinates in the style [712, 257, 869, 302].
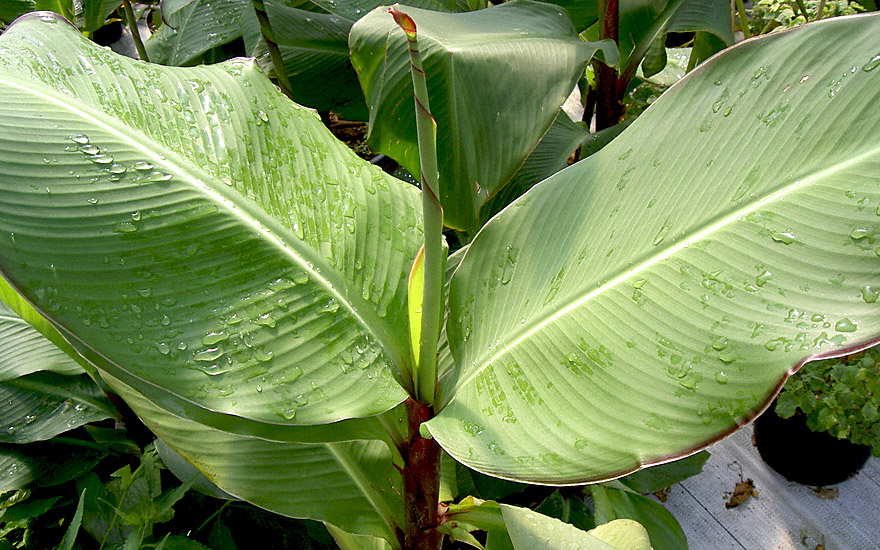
[662, 427, 880, 549]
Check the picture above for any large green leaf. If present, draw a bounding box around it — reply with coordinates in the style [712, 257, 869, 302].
[0, 441, 105, 491]
[0, 1, 36, 25]
[250, 4, 369, 120]
[104, 373, 405, 546]
[146, 0, 250, 65]
[478, 109, 589, 225]
[147, 0, 457, 118]
[430, 14, 880, 483]
[535, 0, 598, 32]
[82, 0, 123, 32]
[0, 14, 422, 431]
[0, 299, 82, 380]
[615, 0, 733, 77]
[593, 485, 685, 550]
[500, 504, 626, 550]
[350, 1, 604, 233]
[0, 371, 114, 443]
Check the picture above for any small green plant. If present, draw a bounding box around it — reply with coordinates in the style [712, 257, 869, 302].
[775, 345, 880, 455]
[747, 0, 868, 35]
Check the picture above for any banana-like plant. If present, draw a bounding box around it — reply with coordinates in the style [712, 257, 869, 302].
[0, 6, 879, 550]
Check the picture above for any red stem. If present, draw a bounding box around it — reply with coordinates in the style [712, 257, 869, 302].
[594, 0, 623, 131]
[402, 399, 443, 550]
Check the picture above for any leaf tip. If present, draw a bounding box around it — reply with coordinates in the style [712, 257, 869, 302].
[388, 5, 417, 38]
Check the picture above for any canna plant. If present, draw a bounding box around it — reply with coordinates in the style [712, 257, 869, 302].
[0, 6, 879, 550]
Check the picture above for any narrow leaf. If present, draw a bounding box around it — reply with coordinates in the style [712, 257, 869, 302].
[59, 488, 87, 550]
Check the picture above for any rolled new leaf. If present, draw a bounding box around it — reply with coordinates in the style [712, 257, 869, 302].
[390, 5, 444, 405]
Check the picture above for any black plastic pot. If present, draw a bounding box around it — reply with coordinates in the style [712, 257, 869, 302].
[753, 406, 872, 486]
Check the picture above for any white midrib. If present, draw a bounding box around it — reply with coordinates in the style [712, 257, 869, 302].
[448, 143, 880, 399]
[2, 72, 408, 370]
[325, 442, 400, 538]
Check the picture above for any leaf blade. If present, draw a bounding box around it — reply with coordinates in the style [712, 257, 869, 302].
[0, 14, 422, 429]
[430, 13, 880, 483]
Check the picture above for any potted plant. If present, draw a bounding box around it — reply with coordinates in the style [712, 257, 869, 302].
[754, 345, 880, 486]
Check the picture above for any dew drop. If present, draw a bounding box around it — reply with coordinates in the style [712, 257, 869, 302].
[835, 318, 858, 332]
[254, 349, 274, 362]
[194, 347, 224, 361]
[863, 53, 880, 72]
[91, 155, 113, 165]
[256, 312, 277, 327]
[653, 220, 672, 245]
[147, 171, 173, 182]
[201, 331, 228, 345]
[133, 161, 153, 171]
[70, 134, 89, 144]
[861, 285, 879, 303]
[114, 222, 138, 233]
[770, 231, 796, 245]
[156, 342, 170, 355]
[764, 337, 787, 351]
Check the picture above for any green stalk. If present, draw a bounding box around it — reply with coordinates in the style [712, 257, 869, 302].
[816, 0, 827, 20]
[794, 0, 810, 21]
[122, 0, 149, 62]
[250, 0, 296, 102]
[735, 0, 752, 39]
[391, 10, 445, 549]
[391, 7, 443, 407]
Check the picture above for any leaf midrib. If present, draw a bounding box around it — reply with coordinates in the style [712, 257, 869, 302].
[325, 442, 400, 540]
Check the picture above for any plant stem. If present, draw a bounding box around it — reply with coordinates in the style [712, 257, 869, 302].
[390, 9, 444, 549]
[794, 0, 810, 21]
[391, 7, 442, 407]
[593, 0, 622, 131]
[816, 0, 827, 20]
[250, 0, 296, 102]
[402, 400, 443, 550]
[735, 0, 752, 39]
[122, 0, 149, 62]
